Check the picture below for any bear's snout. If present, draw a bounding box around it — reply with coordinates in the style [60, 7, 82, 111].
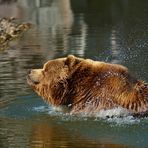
[27, 69, 43, 85]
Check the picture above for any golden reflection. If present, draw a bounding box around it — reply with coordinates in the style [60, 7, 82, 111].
[30, 121, 129, 148]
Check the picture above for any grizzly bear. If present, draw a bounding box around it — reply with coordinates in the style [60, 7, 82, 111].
[27, 55, 148, 117]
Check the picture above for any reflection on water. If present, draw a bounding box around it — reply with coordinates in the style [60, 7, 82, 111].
[1, 117, 135, 148]
[0, 0, 148, 148]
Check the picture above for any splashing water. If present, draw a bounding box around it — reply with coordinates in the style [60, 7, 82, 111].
[96, 107, 129, 118]
[33, 105, 144, 125]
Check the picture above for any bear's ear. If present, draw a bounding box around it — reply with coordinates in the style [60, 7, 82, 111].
[65, 55, 81, 69]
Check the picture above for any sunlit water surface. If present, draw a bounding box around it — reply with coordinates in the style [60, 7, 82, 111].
[0, 0, 148, 148]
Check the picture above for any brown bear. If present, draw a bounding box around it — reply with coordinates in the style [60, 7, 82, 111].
[27, 55, 148, 117]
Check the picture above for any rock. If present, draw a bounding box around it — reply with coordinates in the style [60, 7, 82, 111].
[0, 17, 31, 50]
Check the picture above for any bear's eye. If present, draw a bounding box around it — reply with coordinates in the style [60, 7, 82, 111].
[64, 65, 68, 69]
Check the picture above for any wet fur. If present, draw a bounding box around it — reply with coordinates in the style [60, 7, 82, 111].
[27, 55, 148, 117]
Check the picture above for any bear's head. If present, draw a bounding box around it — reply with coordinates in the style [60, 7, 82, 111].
[27, 55, 82, 106]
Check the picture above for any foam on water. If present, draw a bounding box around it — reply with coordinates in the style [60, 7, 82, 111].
[33, 105, 66, 117]
[32, 105, 144, 125]
[94, 107, 141, 125]
[95, 107, 129, 118]
[106, 116, 140, 125]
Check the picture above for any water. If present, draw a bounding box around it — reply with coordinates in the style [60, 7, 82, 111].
[0, 0, 148, 148]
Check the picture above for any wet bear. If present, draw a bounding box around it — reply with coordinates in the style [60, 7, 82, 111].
[27, 55, 148, 117]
